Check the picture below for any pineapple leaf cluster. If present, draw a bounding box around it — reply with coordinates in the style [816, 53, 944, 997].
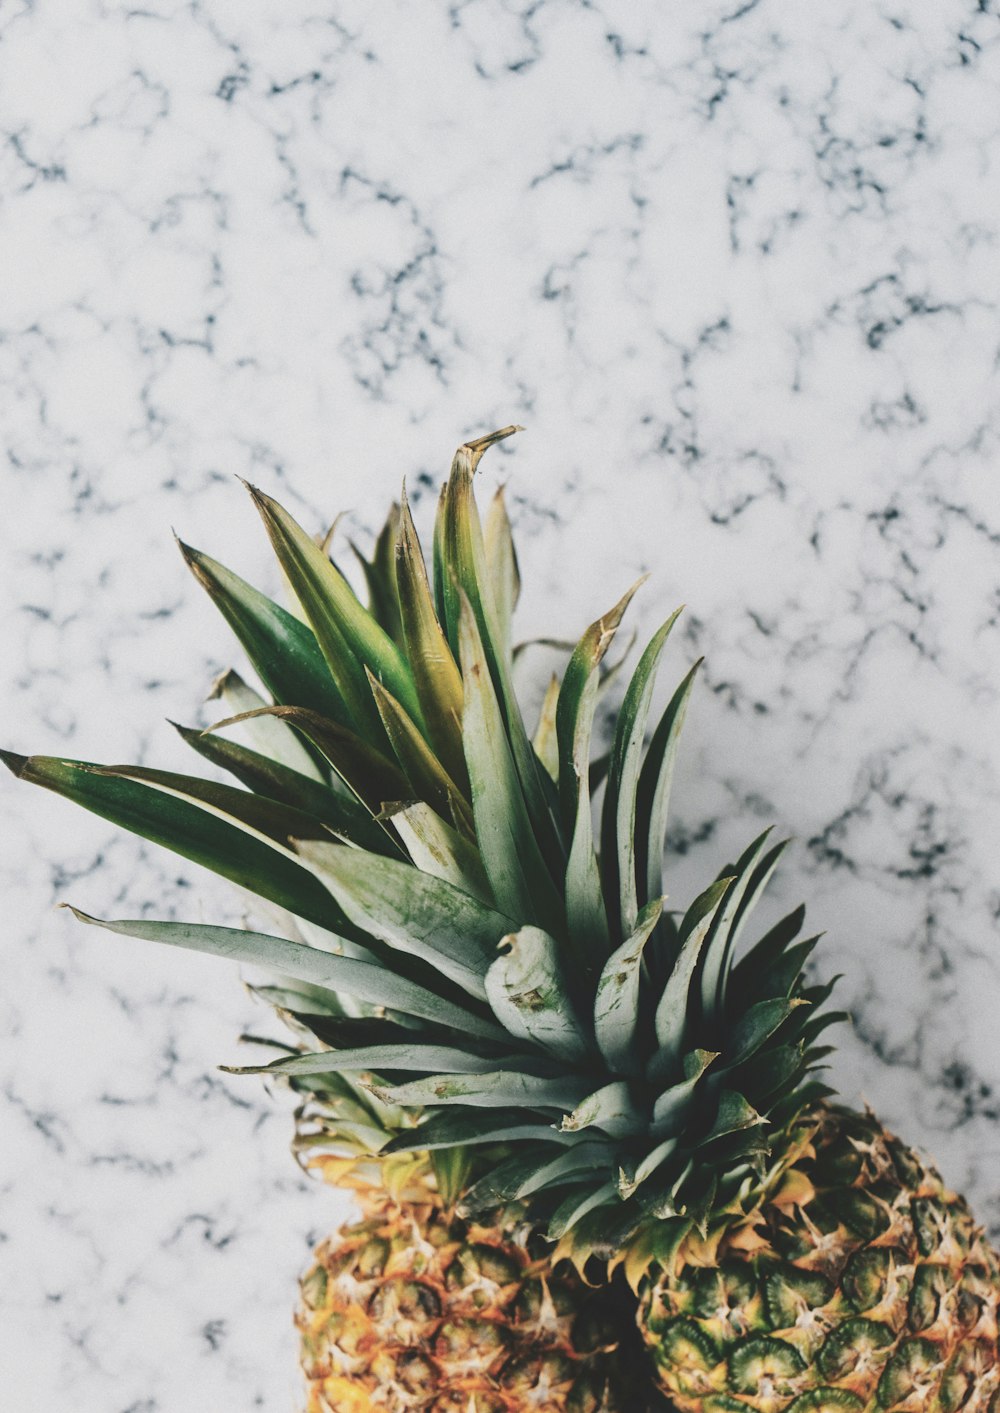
[3, 427, 838, 1273]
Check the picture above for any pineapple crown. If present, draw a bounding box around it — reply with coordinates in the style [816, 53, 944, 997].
[3, 427, 840, 1275]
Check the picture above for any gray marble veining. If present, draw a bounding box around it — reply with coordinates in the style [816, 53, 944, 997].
[2, 2, 1000, 1408]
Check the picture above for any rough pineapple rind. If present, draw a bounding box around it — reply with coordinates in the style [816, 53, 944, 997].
[642, 1105, 1000, 1413]
[298, 1193, 640, 1412]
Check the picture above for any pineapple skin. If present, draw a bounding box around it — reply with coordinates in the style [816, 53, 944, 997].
[298, 1193, 642, 1412]
[641, 1105, 1000, 1413]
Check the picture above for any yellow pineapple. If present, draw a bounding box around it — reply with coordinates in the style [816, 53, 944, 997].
[7, 425, 999, 1413]
[298, 1183, 633, 1412]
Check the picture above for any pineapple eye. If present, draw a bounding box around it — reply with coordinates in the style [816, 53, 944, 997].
[877, 1337, 941, 1407]
[763, 1264, 835, 1329]
[727, 1334, 807, 1395]
[784, 1391, 864, 1413]
[816, 1316, 895, 1380]
[841, 1247, 897, 1310]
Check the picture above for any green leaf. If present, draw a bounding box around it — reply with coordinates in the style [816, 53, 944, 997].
[295, 838, 513, 1001]
[650, 1049, 719, 1138]
[352, 501, 403, 646]
[263, 1012, 456, 1050]
[547, 1180, 619, 1241]
[204, 705, 408, 814]
[177, 541, 347, 724]
[635, 659, 701, 908]
[483, 484, 521, 664]
[518, 1145, 615, 1199]
[748, 936, 822, 1001]
[621, 1135, 681, 1197]
[387, 801, 493, 904]
[560, 1081, 642, 1140]
[367, 669, 474, 837]
[699, 832, 787, 1024]
[245, 483, 422, 733]
[484, 925, 590, 1062]
[556, 580, 643, 829]
[436, 427, 521, 654]
[60, 909, 503, 1037]
[723, 998, 805, 1069]
[698, 1089, 765, 1146]
[430, 1146, 472, 1208]
[733, 1044, 804, 1103]
[556, 581, 643, 965]
[593, 897, 663, 1076]
[223, 1043, 517, 1077]
[172, 722, 398, 857]
[381, 1109, 572, 1154]
[371, 1070, 590, 1111]
[396, 488, 468, 789]
[439, 431, 562, 874]
[458, 593, 563, 935]
[532, 674, 561, 783]
[207, 669, 326, 780]
[432, 478, 450, 630]
[729, 903, 808, 994]
[4, 753, 349, 935]
[651, 877, 732, 1076]
[88, 762, 335, 851]
[601, 608, 683, 940]
[248, 981, 345, 1017]
[459, 1147, 570, 1213]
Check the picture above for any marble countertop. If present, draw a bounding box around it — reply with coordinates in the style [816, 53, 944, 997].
[3, 2, 1000, 1408]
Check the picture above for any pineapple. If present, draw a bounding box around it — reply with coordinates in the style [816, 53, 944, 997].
[287, 1082, 639, 1412]
[5, 426, 999, 1413]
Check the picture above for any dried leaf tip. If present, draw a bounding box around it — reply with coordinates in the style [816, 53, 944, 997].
[0, 748, 29, 776]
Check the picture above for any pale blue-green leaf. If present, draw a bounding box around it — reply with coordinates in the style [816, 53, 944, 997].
[515, 1142, 614, 1198]
[459, 593, 563, 935]
[601, 608, 683, 939]
[650, 1049, 719, 1138]
[532, 674, 561, 783]
[714, 838, 790, 1020]
[483, 485, 521, 665]
[698, 831, 783, 1022]
[208, 669, 325, 780]
[697, 1089, 766, 1146]
[459, 1148, 564, 1213]
[372, 1070, 590, 1110]
[62, 908, 502, 1038]
[651, 878, 732, 1075]
[593, 897, 663, 1075]
[395, 487, 468, 789]
[295, 838, 512, 1000]
[624, 1135, 681, 1196]
[560, 1082, 642, 1140]
[557, 583, 643, 964]
[547, 1181, 619, 1240]
[222, 1044, 516, 1077]
[721, 997, 804, 1069]
[387, 801, 493, 905]
[440, 434, 562, 875]
[484, 925, 590, 1062]
[635, 660, 700, 907]
[247, 981, 345, 1016]
[383, 1109, 571, 1154]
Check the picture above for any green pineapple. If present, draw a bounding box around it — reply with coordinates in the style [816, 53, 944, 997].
[5, 426, 998, 1413]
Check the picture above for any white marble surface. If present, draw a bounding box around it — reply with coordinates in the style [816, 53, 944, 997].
[3, 1, 1000, 1407]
